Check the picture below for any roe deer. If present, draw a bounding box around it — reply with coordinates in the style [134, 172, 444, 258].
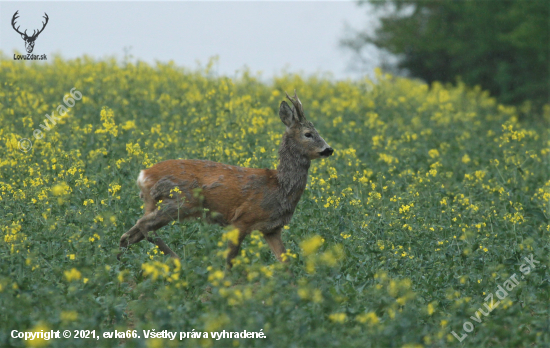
[118, 91, 333, 267]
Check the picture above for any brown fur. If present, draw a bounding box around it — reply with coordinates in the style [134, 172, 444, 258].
[118, 91, 333, 267]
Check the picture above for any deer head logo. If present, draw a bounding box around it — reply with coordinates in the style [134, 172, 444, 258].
[12, 11, 49, 54]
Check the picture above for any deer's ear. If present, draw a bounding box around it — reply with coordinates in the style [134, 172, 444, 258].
[279, 101, 295, 127]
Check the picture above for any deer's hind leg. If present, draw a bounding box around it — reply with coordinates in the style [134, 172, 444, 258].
[118, 200, 183, 259]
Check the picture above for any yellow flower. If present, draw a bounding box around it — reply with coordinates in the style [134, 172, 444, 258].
[109, 184, 121, 195]
[121, 120, 136, 130]
[25, 322, 51, 347]
[356, 311, 378, 325]
[260, 266, 273, 278]
[222, 228, 240, 245]
[328, 312, 347, 323]
[64, 268, 82, 282]
[117, 270, 128, 283]
[95, 107, 119, 137]
[142, 261, 170, 281]
[51, 182, 70, 196]
[300, 235, 324, 256]
[60, 311, 78, 322]
[428, 149, 440, 158]
[427, 303, 435, 315]
[312, 289, 323, 303]
[145, 338, 165, 348]
[298, 288, 309, 299]
[208, 270, 224, 283]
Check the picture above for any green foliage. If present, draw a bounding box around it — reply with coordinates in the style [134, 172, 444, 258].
[0, 56, 549, 347]
[344, 0, 549, 109]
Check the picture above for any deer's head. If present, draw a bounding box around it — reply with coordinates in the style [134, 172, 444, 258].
[12, 11, 49, 54]
[279, 90, 334, 160]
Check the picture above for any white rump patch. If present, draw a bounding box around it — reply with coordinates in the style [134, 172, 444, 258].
[136, 170, 147, 187]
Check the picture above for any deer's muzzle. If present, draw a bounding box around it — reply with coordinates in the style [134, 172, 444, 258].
[319, 148, 334, 157]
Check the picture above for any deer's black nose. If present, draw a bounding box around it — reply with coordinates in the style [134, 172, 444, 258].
[320, 148, 334, 157]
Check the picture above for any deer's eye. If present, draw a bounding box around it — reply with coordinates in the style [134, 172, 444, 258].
[305, 133, 313, 138]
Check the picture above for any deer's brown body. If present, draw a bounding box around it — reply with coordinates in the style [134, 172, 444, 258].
[118, 91, 333, 266]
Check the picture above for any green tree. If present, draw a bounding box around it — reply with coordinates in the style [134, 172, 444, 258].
[343, 0, 549, 108]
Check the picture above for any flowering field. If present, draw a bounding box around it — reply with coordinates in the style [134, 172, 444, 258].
[0, 56, 549, 348]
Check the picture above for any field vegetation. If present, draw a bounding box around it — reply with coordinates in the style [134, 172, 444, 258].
[0, 56, 549, 347]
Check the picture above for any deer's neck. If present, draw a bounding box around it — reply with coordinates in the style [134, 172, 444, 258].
[258, 136, 310, 232]
[276, 137, 310, 197]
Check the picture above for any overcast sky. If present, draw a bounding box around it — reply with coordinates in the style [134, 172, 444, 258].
[0, 1, 380, 80]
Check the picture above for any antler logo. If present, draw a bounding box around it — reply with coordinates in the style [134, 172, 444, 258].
[12, 11, 49, 54]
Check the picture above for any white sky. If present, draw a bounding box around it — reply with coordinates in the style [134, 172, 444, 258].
[0, 1, 380, 80]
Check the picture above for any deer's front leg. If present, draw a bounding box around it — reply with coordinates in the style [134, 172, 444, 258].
[225, 228, 248, 269]
[263, 228, 287, 262]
